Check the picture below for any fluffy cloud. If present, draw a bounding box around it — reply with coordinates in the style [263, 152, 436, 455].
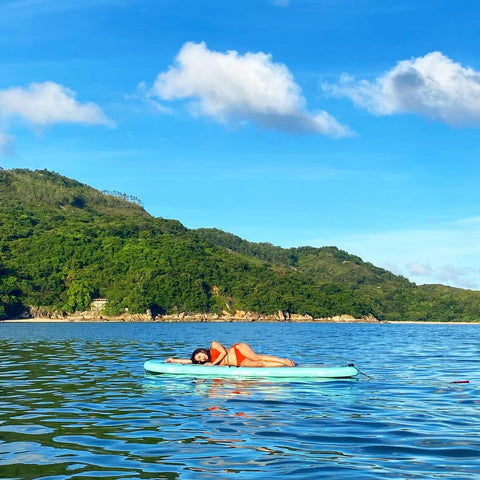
[323, 52, 480, 127]
[0, 82, 113, 127]
[151, 42, 352, 137]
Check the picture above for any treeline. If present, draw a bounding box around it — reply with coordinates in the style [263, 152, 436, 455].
[1, 168, 480, 321]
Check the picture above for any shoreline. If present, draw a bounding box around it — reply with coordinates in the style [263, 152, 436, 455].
[4, 308, 478, 324]
[2, 312, 381, 323]
[2, 317, 479, 325]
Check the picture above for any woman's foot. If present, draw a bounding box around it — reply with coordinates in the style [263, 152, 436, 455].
[284, 358, 295, 367]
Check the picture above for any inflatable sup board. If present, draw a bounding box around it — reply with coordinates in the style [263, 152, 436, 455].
[144, 360, 359, 379]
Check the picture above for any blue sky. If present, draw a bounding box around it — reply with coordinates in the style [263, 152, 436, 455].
[1, 0, 480, 289]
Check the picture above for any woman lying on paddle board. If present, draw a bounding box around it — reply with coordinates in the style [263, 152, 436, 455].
[166, 341, 295, 367]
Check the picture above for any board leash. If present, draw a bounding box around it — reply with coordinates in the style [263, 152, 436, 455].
[348, 363, 372, 379]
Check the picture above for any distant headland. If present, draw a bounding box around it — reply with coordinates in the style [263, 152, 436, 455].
[1, 169, 480, 323]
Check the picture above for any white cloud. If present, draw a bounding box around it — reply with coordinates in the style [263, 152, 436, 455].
[0, 82, 114, 127]
[151, 42, 352, 137]
[323, 51, 480, 127]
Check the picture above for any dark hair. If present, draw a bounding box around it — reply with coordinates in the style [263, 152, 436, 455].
[191, 348, 211, 364]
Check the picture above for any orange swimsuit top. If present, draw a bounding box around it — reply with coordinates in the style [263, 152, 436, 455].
[210, 346, 222, 363]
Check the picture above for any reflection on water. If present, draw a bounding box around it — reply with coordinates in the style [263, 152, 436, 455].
[1, 322, 479, 479]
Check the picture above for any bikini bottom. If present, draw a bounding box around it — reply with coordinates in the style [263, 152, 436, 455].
[231, 343, 247, 366]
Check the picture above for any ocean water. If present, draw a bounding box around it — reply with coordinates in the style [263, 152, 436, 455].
[0, 321, 479, 479]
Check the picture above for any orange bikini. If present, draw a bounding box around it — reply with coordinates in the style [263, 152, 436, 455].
[231, 343, 247, 366]
[210, 347, 222, 363]
[211, 344, 247, 366]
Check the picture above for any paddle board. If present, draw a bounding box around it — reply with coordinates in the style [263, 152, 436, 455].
[144, 360, 359, 379]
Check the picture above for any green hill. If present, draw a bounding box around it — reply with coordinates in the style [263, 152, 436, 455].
[1, 168, 479, 321]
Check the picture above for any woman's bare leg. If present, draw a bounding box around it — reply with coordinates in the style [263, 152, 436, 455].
[240, 358, 289, 367]
[235, 343, 295, 367]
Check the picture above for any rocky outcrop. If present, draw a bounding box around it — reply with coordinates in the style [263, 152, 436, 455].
[149, 311, 379, 323]
[24, 305, 380, 323]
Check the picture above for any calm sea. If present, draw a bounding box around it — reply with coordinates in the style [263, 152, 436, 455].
[1, 322, 479, 479]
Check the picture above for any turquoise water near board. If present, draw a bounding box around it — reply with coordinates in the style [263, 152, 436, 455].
[1, 322, 479, 479]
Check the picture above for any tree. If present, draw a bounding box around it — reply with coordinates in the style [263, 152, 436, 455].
[64, 280, 94, 312]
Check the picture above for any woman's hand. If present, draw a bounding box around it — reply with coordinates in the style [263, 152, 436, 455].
[165, 357, 192, 364]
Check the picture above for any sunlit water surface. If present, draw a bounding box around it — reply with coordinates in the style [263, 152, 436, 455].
[1, 322, 479, 479]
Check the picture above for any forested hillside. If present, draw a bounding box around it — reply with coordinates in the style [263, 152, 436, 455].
[1, 168, 479, 321]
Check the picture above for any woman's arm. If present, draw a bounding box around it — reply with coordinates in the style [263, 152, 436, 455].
[210, 341, 228, 365]
[165, 357, 192, 364]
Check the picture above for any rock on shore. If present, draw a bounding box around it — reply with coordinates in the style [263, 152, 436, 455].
[21, 308, 380, 323]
